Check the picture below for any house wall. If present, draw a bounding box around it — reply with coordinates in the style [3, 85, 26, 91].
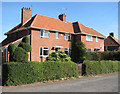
[104, 36, 119, 51]
[31, 29, 70, 62]
[77, 34, 104, 51]
[104, 36, 119, 46]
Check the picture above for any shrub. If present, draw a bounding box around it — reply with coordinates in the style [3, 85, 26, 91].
[22, 36, 29, 43]
[8, 44, 16, 53]
[2, 61, 78, 86]
[86, 51, 120, 61]
[8, 44, 16, 61]
[18, 42, 31, 52]
[83, 60, 119, 76]
[46, 51, 71, 62]
[71, 40, 86, 63]
[12, 47, 28, 62]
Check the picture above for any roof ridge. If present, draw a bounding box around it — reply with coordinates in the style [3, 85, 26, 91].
[31, 14, 38, 27]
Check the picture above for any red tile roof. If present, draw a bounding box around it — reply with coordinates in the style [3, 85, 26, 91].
[4, 14, 105, 38]
[77, 22, 105, 38]
[110, 35, 120, 44]
[31, 14, 74, 33]
[5, 23, 22, 35]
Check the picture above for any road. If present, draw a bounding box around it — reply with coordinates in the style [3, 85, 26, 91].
[2, 73, 118, 92]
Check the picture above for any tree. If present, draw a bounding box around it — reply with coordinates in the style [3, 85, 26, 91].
[18, 42, 31, 52]
[46, 51, 71, 62]
[12, 47, 28, 62]
[8, 44, 16, 61]
[22, 36, 29, 43]
[70, 35, 86, 63]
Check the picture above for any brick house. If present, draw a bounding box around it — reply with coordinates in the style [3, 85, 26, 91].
[1, 7, 105, 62]
[104, 33, 120, 51]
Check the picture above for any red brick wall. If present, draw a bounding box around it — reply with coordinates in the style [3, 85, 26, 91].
[31, 30, 70, 62]
[77, 34, 104, 51]
[104, 36, 119, 46]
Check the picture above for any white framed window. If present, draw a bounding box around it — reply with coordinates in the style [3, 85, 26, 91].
[40, 47, 49, 57]
[96, 37, 98, 42]
[87, 48, 93, 52]
[56, 32, 59, 39]
[40, 29, 49, 38]
[64, 34, 71, 40]
[64, 48, 70, 56]
[86, 35, 93, 41]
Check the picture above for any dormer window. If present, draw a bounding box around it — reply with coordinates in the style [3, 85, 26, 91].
[86, 35, 93, 41]
[40, 29, 49, 38]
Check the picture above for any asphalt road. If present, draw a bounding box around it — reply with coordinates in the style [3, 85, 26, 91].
[2, 73, 119, 92]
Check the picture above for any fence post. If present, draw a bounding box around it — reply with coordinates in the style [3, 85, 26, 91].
[78, 64, 82, 76]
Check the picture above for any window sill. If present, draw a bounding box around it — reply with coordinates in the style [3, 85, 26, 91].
[40, 55, 49, 57]
[40, 36, 49, 38]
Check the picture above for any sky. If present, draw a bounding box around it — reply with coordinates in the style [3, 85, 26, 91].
[0, 2, 118, 42]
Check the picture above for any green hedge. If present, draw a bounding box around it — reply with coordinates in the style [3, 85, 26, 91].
[83, 60, 120, 76]
[2, 61, 78, 86]
[86, 51, 120, 61]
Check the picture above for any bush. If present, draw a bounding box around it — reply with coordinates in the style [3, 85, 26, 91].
[83, 60, 120, 76]
[22, 36, 29, 43]
[18, 42, 31, 52]
[8, 44, 16, 61]
[46, 51, 71, 62]
[2, 61, 78, 86]
[8, 44, 16, 53]
[12, 47, 28, 62]
[71, 36, 86, 63]
[86, 51, 120, 61]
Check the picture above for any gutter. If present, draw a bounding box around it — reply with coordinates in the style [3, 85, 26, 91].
[6, 26, 106, 39]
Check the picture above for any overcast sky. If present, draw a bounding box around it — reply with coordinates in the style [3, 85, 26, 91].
[0, 2, 118, 42]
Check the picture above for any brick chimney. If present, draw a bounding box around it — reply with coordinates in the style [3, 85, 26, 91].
[59, 14, 66, 22]
[110, 32, 114, 37]
[21, 7, 32, 25]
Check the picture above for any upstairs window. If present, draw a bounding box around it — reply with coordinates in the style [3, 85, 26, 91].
[40, 47, 49, 57]
[64, 48, 70, 56]
[86, 35, 93, 41]
[64, 34, 71, 40]
[96, 37, 98, 42]
[40, 30, 49, 38]
[56, 32, 59, 39]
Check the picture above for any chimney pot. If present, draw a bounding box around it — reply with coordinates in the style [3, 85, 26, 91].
[110, 32, 114, 37]
[59, 14, 66, 22]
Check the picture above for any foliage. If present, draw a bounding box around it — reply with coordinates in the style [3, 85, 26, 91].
[83, 60, 120, 76]
[22, 36, 29, 43]
[8, 44, 16, 53]
[18, 42, 31, 52]
[8, 44, 16, 61]
[86, 51, 120, 61]
[46, 51, 71, 62]
[71, 36, 86, 63]
[2, 61, 78, 86]
[12, 47, 28, 62]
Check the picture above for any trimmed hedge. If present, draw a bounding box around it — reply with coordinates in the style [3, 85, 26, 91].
[86, 51, 120, 61]
[83, 60, 120, 76]
[2, 61, 78, 86]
